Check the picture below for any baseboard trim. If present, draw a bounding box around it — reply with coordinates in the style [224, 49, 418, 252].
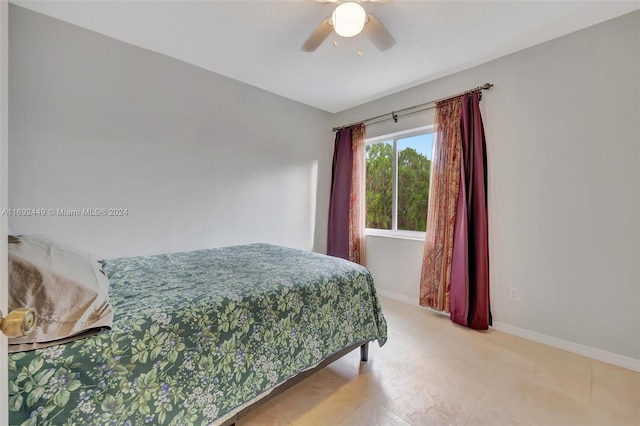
[376, 289, 418, 306]
[376, 288, 640, 373]
[492, 321, 640, 372]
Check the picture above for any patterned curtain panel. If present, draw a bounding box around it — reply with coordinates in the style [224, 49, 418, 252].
[349, 124, 366, 265]
[419, 97, 463, 312]
[327, 124, 366, 265]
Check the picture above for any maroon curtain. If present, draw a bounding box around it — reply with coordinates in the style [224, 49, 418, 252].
[327, 128, 353, 259]
[449, 92, 491, 329]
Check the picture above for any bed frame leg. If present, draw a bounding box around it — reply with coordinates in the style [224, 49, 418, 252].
[360, 342, 369, 362]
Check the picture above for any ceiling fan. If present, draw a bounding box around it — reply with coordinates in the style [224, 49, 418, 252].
[301, 0, 396, 53]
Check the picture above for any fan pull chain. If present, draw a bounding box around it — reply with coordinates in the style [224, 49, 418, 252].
[357, 31, 364, 56]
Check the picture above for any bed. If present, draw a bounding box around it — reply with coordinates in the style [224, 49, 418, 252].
[8, 241, 388, 426]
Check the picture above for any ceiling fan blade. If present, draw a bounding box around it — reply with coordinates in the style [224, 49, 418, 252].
[301, 18, 333, 52]
[363, 14, 396, 51]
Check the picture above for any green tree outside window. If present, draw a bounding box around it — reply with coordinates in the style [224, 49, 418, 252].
[365, 131, 433, 232]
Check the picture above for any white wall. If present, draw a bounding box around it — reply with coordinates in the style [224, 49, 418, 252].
[365, 235, 425, 304]
[335, 11, 640, 363]
[8, 6, 333, 259]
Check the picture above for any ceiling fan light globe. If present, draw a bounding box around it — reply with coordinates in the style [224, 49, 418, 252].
[332, 2, 367, 38]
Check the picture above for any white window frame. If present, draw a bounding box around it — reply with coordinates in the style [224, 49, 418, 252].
[365, 125, 434, 240]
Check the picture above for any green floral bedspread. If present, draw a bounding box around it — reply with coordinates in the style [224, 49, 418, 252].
[9, 243, 387, 426]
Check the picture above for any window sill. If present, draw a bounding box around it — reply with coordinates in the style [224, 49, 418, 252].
[365, 228, 426, 242]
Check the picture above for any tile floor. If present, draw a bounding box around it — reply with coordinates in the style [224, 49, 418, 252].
[238, 297, 640, 426]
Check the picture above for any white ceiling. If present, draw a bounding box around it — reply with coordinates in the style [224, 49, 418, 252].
[12, 0, 640, 113]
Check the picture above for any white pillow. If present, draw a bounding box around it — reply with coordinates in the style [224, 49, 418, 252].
[8, 235, 114, 352]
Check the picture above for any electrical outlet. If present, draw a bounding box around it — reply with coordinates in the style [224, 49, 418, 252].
[509, 287, 519, 302]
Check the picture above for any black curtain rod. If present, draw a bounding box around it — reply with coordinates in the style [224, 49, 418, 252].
[332, 82, 494, 132]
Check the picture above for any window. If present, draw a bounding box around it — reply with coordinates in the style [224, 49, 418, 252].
[365, 126, 433, 237]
